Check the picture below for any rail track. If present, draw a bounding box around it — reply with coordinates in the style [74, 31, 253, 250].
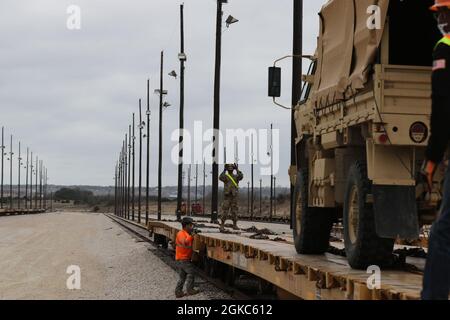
[104, 213, 275, 300]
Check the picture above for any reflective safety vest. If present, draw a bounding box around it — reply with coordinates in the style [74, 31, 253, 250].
[435, 36, 450, 49]
[175, 229, 193, 261]
[225, 172, 239, 189]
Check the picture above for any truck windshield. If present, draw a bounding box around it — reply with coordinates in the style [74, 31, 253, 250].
[299, 60, 316, 104]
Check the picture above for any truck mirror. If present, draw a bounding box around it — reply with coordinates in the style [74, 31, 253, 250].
[268, 67, 281, 98]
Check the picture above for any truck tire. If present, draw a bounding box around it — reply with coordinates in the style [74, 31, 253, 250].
[293, 168, 333, 254]
[343, 161, 394, 269]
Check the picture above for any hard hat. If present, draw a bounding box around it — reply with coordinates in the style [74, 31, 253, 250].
[430, 0, 450, 11]
[181, 217, 194, 226]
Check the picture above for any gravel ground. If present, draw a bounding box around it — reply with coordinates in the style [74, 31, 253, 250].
[0, 211, 231, 300]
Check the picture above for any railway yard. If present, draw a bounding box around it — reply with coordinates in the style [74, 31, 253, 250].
[3, 0, 450, 305]
[0, 209, 433, 300]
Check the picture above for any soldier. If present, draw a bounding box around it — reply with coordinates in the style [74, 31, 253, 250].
[219, 163, 243, 231]
[421, 0, 450, 300]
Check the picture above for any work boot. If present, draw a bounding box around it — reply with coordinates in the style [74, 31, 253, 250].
[187, 288, 201, 296]
[175, 291, 185, 298]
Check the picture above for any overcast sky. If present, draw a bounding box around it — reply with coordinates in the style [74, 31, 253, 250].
[0, 0, 326, 187]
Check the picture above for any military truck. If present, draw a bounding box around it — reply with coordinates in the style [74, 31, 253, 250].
[269, 0, 443, 269]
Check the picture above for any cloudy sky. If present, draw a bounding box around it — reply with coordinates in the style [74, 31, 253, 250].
[0, 0, 326, 187]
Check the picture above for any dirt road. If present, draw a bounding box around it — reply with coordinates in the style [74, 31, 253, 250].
[0, 211, 230, 300]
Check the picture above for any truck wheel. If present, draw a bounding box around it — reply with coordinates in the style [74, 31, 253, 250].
[293, 168, 333, 254]
[343, 161, 394, 269]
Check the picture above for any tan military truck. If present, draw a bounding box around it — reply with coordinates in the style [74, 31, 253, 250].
[269, 0, 444, 269]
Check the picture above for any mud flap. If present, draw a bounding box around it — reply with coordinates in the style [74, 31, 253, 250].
[372, 185, 420, 240]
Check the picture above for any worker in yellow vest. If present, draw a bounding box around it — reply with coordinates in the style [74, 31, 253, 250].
[219, 163, 243, 231]
[421, 0, 450, 300]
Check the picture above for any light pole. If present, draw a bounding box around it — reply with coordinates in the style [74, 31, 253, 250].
[247, 181, 250, 215]
[18, 142, 21, 210]
[9, 135, 13, 210]
[203, 159, 206, 215]
[25, 148, 29, 210]
[211, 0, 238, 223]
[35, 156, 38, 209]
[132, 113, 136, 220]
[157, 51, 166, 221]
[251, 134, 254, 220]
[176, 3, 187, 222]
[145, 79, 151, 225]
[1, 127, 4, 209]
[39, 160, 43, 209]
[259, 178, 262, 217]
[124, 133, 128, 218]
[269, 123, 274, 219]
[187, 164, 191, 216]
[114, 163, 118, 215]
[127, 126, 132, 219]
[138, 99, 143, 223]
[30, 152, 33, 210]
[274, 176, 277, 217]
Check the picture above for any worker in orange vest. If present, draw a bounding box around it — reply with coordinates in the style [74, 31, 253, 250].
[422, 0, 450, 300]
[175, 217, 200, 298]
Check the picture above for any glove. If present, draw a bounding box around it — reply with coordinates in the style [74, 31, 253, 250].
[420, 160, 437, 192]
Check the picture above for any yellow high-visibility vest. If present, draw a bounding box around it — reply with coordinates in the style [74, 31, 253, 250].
[225, 172, 239, 188]
[435, 36, 450, 49]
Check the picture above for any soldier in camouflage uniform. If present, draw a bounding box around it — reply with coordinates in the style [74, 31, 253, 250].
[219, 163, 243, 230]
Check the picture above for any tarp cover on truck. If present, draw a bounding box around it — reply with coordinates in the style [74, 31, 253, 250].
[311, 0, 389, 107]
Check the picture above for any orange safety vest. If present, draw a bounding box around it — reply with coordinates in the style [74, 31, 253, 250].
[175, 229, 193, 261]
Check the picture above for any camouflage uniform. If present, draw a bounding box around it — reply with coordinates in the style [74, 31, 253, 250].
[219, 166, 243, 228]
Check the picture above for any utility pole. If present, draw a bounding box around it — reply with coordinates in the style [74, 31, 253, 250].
[127, 126, 132, 219]
[30, 152, 33, 210]
[132, 113, 136, 220]
[146, 79, 151, 225]
[9, 135, 13, 210]
[124, 133, 128, 219]
[0, 127, 4, 209]
[35, 156, 38, 209]
[270, 124, 273, 220]
[157, 51, 164, 221]
[247, 181, 250, 215]
[195, 163, 198, 205]
[274, 176, 277, 217]
[259, 178, 262, 217]
[42, 166, 47, 210]
[187, 164, 191, 216]
[39, 160, 43, 209]
[25, 148, 29, 210]
[291, 0, 303, 227]
[122, 139, 127, 218]
[251, 134, 254, 220]
[114, 163, 118, 215]
[119, 152, 122, 217]
[203, 159, 206, 215]
[176, 3, 186, 222]
[211, 0, 225, 223]
[18, 142, 21, 210]
[138, 99, 143, 223]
